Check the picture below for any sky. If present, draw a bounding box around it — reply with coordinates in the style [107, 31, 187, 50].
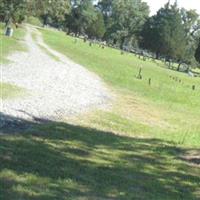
[143, 0, 200, 15]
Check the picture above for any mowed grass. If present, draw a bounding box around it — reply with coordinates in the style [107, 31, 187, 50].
[40, 28, 200, 147]
[0, 116, 200, 200]
[0, 82, 25, 100]
[0, 23, 26, 99]
[0, 23, 26, 63]
[0, 27, 199, 200]
[40, 29, 200, 109]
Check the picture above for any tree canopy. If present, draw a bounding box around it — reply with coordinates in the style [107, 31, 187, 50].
[195, 39, 200, 63]
[98, 0, 149, 48]
[0, 0, 200, 68]
[0, 0, 29, 25]
[141, 3, 186, 60]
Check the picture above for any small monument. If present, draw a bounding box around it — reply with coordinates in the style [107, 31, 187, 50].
[5, 27, 13, 37]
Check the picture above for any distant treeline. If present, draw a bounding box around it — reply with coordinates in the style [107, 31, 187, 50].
[0, 0, 200, 67]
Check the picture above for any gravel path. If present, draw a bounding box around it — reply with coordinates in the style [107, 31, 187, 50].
[1, 26, 110, 123]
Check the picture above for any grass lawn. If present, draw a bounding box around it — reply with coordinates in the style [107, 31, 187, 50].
[0, 23, 26, 99]
[0, 23, 26, 64]
[0, 27, 199, 200]
[0, 116, 199, 200]
[0, 82, 25, 100]
[40, 28, 200, 147]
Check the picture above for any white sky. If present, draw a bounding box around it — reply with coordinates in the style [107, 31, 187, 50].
[143, 0, 200, 15]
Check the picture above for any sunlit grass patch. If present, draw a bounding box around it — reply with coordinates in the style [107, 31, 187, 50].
[0, 82, 25, 100]
[0, 23, 26, 64]
[39, 28, 200, 148]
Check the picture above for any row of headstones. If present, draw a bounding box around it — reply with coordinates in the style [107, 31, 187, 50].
[73, 36, 156, 57]
[74, 37, 107, 49]
[72, 38, 198, 90]
[73, 37, 160, 62]
[136, 68, 197, 90]
[169, 75, 196, 90]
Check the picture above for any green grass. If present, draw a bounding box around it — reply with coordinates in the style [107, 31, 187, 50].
[0, 82, 25, 100]
[26, 16, 42, 27]
[0, 23, 26, 64]
[31, 31, 60, 62]
[0, 23, 26, 99]
[0, 27, 199, 200]
[40, 28, 200, 147]
[40, 29, 200, 110]
[0, 117, 199, 200]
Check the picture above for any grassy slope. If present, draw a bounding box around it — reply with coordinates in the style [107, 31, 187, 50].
[0, 28, 199, 200]
[0, 118, 199, 200]
[0, 23, 26, 63]
[40, 29, 200, 147]
[0, 82, 24, 100]
[0, 23, 26, 99]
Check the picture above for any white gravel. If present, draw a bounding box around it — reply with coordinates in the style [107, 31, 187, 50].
[1, 26, 110, 122]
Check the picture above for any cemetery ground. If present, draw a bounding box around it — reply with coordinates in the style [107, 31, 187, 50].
[0, 23, 27, 100]
[0, 25, 200, 200]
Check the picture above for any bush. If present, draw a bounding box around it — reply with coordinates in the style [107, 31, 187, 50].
[26, 16, 42, 27]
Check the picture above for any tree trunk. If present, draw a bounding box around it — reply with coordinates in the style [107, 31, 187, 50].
[120, 36, 126, 50]
[177, 62, 182, 71]
[156, 52, 159, 59]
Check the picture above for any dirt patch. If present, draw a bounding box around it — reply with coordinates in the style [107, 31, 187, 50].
[114, 93, 172, 129]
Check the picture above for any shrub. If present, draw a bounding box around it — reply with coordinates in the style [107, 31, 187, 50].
[26, 16, 42, 27]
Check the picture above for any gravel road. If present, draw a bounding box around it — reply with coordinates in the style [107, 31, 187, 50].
[1, 26, 110, 123]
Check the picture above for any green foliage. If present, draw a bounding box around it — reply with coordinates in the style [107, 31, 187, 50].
[0, 0, 199, 65]
[181, 9, 200, 65]
[26, 16, 42, 27]
[0, 0, 29, 25]
[87, 12, 106, 39]
[98, 0, 149, 48]
[141, 2, 187, 61]
[195, 39, 200, 63]
[31, 0, 71, 27]
[66, 0, 97, 35]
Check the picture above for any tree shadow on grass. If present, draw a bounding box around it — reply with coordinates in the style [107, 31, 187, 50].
[0, 112, 199, 200]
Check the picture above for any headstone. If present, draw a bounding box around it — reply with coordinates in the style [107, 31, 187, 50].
[5, 27, 13, 37]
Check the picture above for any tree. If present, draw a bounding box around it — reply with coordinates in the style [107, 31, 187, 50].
[0, 0, 29, 26]
[181, 9, 200, 66]
[195, 39, 200, 63]
[29, 0, 71, 27]
[98, 0, 149, 49]
[66, 0, 97, 35]
[181, 9, 200, 37]
[87, 12, 106, 39]
[141, 2, 187, 63]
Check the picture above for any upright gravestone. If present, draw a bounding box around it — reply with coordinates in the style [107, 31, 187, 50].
[5, 27, 13, 37]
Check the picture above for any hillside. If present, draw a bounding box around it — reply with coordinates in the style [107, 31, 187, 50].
[41, 28, 200, 147]
[0, 25, 199, 200]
